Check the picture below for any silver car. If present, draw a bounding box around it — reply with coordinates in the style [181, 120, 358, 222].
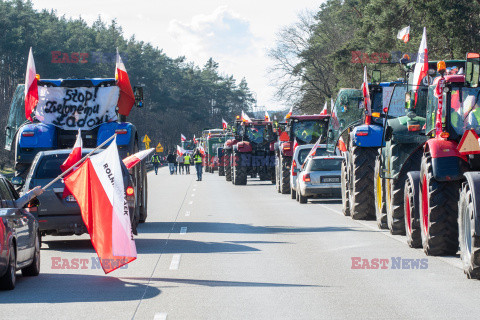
[296, 156, 343, 203]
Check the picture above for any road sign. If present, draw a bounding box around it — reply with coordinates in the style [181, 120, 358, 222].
[156, 143, 164, 153]
[143, 135, 151, 149]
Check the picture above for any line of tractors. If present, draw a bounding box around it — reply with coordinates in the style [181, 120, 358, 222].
[196, 51, 480, 279]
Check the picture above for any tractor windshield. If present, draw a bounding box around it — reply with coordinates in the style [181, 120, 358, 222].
[182, 141, 195, 150]
[292, 121, 326, 144]
[245, 125, 266, 144]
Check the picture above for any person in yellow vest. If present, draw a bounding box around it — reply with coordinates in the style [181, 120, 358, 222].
[184, 153, 191, 174]
[193, 149, 204, 181]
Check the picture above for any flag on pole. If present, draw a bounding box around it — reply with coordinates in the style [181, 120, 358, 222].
[198, 146, 205, 155]
[241, 111, 252, 123]
[181, 134, 187, 142]
[265, 111, 271, 122]
[115, 48, 135, 116]
[193, 134, 197, 144]
[63, 139, 137, 274]
[222, 119, 228, 130]
[60, 129, 83, 198]
[25, 47, 38, 121]
[307, 137, 321, 158]
[320, 101, 328, 115]
[123, 148, 154, 169]
[177, 145, 185, 156]
[397, 26, 410, 43]
[293, 138, 298, 151]
[285, 106, 293, 119]
[412, 27, 428, 104]
[361, 66, 372, 125]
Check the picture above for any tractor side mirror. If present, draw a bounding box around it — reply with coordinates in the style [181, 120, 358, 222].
[11, 176, 25, 187]
[372, 70, 381, 83]
[465, 53, 480, 88]
[134, 86, 144, 108]
[384, 126, 393, 142]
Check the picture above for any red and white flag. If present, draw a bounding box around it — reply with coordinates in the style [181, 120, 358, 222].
[285, 106, 293, 119]
[193, 134, 197, 144]
[320, 101, 328, 115]
[307, 137, 321, 158]
[361, 66, 372, 124]
[64, 139, 137, 274]
[25, 47, 38, 121]
[177, 145, 185, 156]
[293, 138, 299, 151]
[181, 134, 187, 142]
[265, 111, 271, 122]
[115, 49, 135, 116]
[222, 119, 228, 130]
[241, 111, 252, 123]
[123, 148, 154, 169]
[397, 26, 410, 43]
[412, 27, 428, 103]
[61, 129, 83, 172]
[198, 146, 205, 155]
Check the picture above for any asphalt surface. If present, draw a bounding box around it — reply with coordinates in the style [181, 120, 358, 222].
[2, 166, 480, 319]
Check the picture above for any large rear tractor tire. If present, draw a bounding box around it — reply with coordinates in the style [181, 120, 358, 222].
[218, 159, 225, 176]
[349, 144, 377, 220]
[279, 155, 291, 194]
[419, 152, 460, 255]
[139, 163, 148, 223]
[233, 152, 247, 185]
[374, 156, 387, 229]
[404, 172, 422, 248]
[458, 181, 480, 279]
[225, 151, 232, 182]
[341, 159, 350, 216]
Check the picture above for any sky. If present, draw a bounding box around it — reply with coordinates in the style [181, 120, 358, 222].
[32, 0, 323, 111]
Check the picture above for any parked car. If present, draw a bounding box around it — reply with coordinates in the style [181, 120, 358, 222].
[290, 144, 337, 199]
[0, 175, 40, 290]
[13, 149, 138, 237]
[296, 156, 343, 203]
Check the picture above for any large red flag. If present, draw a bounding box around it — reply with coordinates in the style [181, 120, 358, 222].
[412, 27, 428, 104]
[115, 49, 135, 116]
[361, 66, 372, 125]
[25, 47, 38, 121]
[64, 139, 137, 273]
[123, 148, 154, 169]
[320, 101, 328, 115]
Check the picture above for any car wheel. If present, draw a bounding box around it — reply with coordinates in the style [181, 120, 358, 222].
[22, 233, 40, 277]
[0, 242, 16, 290]
[291, 188, 296, 200]
[299, 190, 307, 204]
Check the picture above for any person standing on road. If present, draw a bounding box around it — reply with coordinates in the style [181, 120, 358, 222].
[194, 149, 204, 181]
[166, 151, 176, 175]
[177, 153, 185, 174]
[184, 153, 191, 174]
[151, 153, 161, 175]
[174, 155, 178, 174]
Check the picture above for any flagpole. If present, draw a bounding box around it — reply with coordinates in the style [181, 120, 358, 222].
[42, 134, 117, 190]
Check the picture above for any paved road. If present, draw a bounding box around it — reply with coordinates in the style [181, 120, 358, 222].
[2, 166, 480, 319]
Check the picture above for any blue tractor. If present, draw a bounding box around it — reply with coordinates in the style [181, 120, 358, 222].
[5, 78, 148, 225]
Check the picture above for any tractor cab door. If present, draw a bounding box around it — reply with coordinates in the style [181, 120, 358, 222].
[326, 88, 363, 153]
[5, 84, 26, 151]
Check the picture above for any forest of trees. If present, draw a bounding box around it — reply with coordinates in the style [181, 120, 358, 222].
[0, 0, 255, 164]
[269, 0, 480, 114]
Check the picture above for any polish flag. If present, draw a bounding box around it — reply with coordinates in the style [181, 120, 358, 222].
[177, 145, 185, 156]
[241, 111, 252, 123]
[397, 26, 410, 43]
[181, 134, 187, 142]
[307, 137, 321, 158]
[320, 101, 328, 115]
[115, 49, 135, 116]
[64, 139, 137, 274]
[361, 66, 372, 125]
[61, 129, 83, 172]
[293, 138, 299, 151]
[198, 146, 205, 155]
[193, 135, 197, 144]
[123, 148, 154, 169]
[222, 119, 228, 130]
[265, 111, 271, 122]
[412, 27, 428, 104]
[285, 106, 293, 119]
[25, 47, 38, 121]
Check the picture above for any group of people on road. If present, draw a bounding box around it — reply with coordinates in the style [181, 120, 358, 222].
[152, 149, 204, 181]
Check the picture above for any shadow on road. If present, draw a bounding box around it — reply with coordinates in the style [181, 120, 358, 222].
[139, 222, 373, 235]
[310, 199, 342, 205]
[0, 274, 160, 303]
[121, 277, 329, 288]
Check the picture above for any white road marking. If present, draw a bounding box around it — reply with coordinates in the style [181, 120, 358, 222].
[185, 211, 191, 216]
[318, 204, 463, 270]
[154, 312, 168, 320]
[180, 227, 187, 234]
[169, 255, 181, 270]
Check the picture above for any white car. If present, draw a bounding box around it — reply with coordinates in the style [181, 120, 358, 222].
[290, 144, 337, 200]
[296, 156, 343, 203]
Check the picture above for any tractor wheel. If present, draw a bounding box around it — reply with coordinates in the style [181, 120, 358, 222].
[233, 152, 247, 185]
[349, 144, 377, 220]
[270, 166, 276, 185]
[386, 147, 423, 235]
[404, 172, 422, 248]
[275, 158, 281, 193]
[279, 155, 291, 194]
[419, 152, 460, 255]
[139, 163, 148, 223]
[291, 188, 296, 200]
[458, 181, 480, 279]
[374, 156, 387, 229]
[341, 159, 350, 216]
[218, 161, 225, 176]
[225, 152, 232, 182]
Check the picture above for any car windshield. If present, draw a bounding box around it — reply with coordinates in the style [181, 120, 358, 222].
[292, 120, 326, 143]
[298, 147, 328, 165]
[35, 154, 69, 179]
[183, 141, 194, 150]
[245, 126, 265, 143]
[308, 158, 342, 171]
